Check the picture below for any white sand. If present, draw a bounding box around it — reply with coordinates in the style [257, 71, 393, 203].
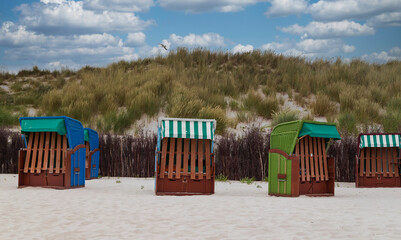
[0, 174, 400, 240]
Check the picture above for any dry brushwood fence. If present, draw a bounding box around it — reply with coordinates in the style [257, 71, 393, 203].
[0, 127, 358, 182]
[0, 128, 24, 174]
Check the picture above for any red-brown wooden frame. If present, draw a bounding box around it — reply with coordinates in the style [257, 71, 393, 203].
[269, 136, 335, 197]
[355, 133, 401, 188]
[18, 132, 85, 189]
[155, 137, 215, 195]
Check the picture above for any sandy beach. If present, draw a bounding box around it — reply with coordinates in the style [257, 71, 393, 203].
[0, 174, 400, 240]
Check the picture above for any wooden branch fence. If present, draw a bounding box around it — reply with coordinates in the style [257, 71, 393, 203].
[0, 127, 358, 182]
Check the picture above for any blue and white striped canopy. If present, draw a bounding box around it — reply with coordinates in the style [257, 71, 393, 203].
[359, 134, 401, 149]
[159, 118, 216, 140]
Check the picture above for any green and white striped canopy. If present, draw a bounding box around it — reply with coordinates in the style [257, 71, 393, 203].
[359, 134, 401, 149]
[159, 118, 216, 140]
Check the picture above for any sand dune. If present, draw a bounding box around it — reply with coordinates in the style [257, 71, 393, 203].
[0, 174, 400, 239]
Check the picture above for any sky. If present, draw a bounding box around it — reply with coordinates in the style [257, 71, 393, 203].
[0, 0, 400, 72]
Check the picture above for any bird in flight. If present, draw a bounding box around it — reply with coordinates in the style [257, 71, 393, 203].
[159, 43, 168, 51]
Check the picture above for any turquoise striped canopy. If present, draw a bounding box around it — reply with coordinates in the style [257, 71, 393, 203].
[359, 134, 401, 149]
[159, 118, 216, 140]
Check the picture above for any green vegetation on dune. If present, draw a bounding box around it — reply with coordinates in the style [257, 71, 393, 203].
[1, 49, 401, 133]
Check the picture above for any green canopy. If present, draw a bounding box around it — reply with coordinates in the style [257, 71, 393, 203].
[299, 123, 341, 140]
[20, 118, 67, 135]
[84, 129, 89, 142]
[359, 134, 400, 149]
[270, 120, 341, 155]
[159, 118, 216, 140]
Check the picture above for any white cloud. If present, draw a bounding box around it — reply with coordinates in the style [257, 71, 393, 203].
[361, 47, 401, 63]
[112, 54, 140, 62]
[158, 0, 265, 13]
[390, 47, 401, 56]
[165, 33, 225, 48]
[136, 33, 226, 59]
[280, 20, 375, 39]
[296, 39, 355, 53]
[0, 22, 123, 48]
[41, 0, 65, 4]
[342, 45, 356, 53]
[309, 0, 401, 21]
[135, 45, 169, 58]
[125, 32, 146, 47]
[0, 22, 46, 47]
[261, 42, 290, 51]
[44, 60, 81, 70]
[16, 0, 153, 34]
[83, 0, 154, 12]
[265, 0, 307, 17]
[0, 22, 136, 67]
[367, 11, 401, 27]
[232, 44, 254, 54]
[261, 38, 355, 58]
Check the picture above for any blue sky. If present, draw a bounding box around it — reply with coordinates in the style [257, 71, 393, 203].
[0, 0, 400, 72]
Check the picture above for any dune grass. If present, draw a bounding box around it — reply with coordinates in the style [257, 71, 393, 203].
[0, 49, 400, 133]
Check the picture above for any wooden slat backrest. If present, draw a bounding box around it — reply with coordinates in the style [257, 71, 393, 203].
[322, 138, 329, 181]
[190, 139, 197, 180]
[358, 146, 401, 177]
[393, 148, 400, 177]
[308, 136, 315, 178]
[300, 138, 305, 181]
[394, 148, 399, 177]
[160, 138, 168, 178]
[313, 137, 320, 181]
[30, 132, 40, 173]
[362, 147, 401, 176]
[198, 139, 204, 179]
[183, 139, 189, 175]
[49, 132, 56, 174]
[304, 136, 310, 181]
[36, 132, 45, 173]
[392, 147, 397, 176]
[43, 132, 50, 171]
[23, 132, 70, 174]
[205, 140, 211, 180]
[24, 132, 34, 173]
[389, 148, 394, 177]
[62, 135, 68, 173]
[377, 148, 383, 175]
[383, 148, 389, 177]
[359, 148, 365, 176]
[366, 148, 371, 176]
[168, 138, 175, 179]
[296, 137, 330, 182]
[55, 134, 62, 174]
[371, 148, 376, 177]
[317, 138, 324, 182]
[381, 149, 385, 175]
[158, 138, 213, 179]
[175, 139, 182, 179]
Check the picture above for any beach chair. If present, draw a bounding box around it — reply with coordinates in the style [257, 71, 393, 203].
[84, 128, 100, 180]
[356, 133, 401, 187]
[155, 118, 216, 195]
[268, 120, 341, 197]
[18, 116, 86, 189]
